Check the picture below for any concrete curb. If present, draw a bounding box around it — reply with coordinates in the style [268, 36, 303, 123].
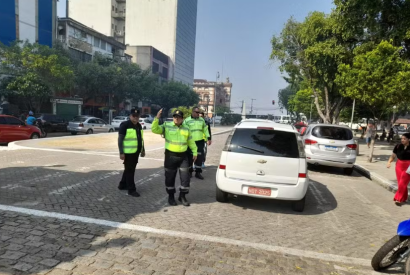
[353, 164, 397, 193]
[8, 128, 233, 151]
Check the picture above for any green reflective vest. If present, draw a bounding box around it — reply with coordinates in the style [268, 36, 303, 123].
[183, 116, 210, 142]
[151, 118, 198, 155]
[123, 128, 143, 154]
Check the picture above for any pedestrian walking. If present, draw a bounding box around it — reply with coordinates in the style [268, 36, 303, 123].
[184, 107, 210, 180]
[199, 111, 212, 168]
[118, 109, 145, 197]
[365, 123, 375, 148]
[387, 133, 410, 206]
[151, 109, 198, 206]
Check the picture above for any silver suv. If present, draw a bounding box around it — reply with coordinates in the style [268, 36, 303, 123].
[302, 124, 357, 175]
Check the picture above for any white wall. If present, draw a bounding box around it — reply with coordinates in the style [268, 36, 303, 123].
[69, 0, 112, 37]
[19, 0, 36, 43]
[125, 0, 178, 63]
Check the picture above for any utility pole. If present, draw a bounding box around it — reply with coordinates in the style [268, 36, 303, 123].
[250, 99, 256, 115]
[212, 72, 220, 128]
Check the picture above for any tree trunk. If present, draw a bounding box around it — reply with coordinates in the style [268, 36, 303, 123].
[324, 86, 330, 123]
[313, 89, 327, 123]
[368, 138, 375, 163]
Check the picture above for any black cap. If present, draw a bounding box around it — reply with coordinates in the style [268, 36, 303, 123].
[130, 109, 140, 116]
[173, 110, 183, 118]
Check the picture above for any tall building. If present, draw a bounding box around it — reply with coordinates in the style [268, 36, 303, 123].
[68, 0, 198, 86]
[0, 0, 57, 47]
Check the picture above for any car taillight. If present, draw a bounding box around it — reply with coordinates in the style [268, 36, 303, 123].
[305, 139, 317, 145]
[219, 165, 226, 170]
[298, 173, 307, 178]
[222, 129, 235, 151]
[346, 144, 357, 150]
[79, 123, 84, 127]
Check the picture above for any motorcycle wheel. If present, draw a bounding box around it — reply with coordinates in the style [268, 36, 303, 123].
[42, 130, 47, 138]
[371, 235, 410, 271]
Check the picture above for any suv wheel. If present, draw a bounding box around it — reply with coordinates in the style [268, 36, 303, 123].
[216, 185, 228, 203]
[292, 195, 306, 212]
[344, 167, 354, 175]
[86, 129, 93, 135]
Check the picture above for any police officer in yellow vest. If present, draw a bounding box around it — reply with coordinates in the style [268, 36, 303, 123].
[152, 109, 197, 206]
[118, 109, 145, 197]
[184, 107, 211, 179]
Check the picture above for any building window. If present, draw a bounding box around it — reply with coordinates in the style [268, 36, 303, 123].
[112, 5, 114, 11]
[100, 41, 106, 50]
[114, 25, 117, 31]
[152, 62, 160, 74]
[94, 37, 100, 47]
[123, 26, 125, 31]
[115, 7, 118, 12]
[162, 67, 168, 79]
[112, 23, 114, 29]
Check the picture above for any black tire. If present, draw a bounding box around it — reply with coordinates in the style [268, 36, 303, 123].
[307, 163, 314, 170]
[86, 129, 93, 135]
[216, 185, 228, 203]
[71, 132, 77, 135]
[30, 133, 40, 139]
[292, 195, 306, 212]
[108, 129, 114, 133]
[344, 167, 354, 175]
[41, 130, 47, 138]
[371, 235, 410, 271]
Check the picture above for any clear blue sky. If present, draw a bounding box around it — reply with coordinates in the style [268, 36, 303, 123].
[57, 0, 334, 115]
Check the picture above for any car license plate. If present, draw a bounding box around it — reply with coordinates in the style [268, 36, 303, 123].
[325, 145, 338, 151]
[248, 187, 271, 196]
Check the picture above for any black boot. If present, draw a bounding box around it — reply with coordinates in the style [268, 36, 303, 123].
[178, 193, 190, 207]
[168, 194, 177, 206]
[195, 172, 204, 180]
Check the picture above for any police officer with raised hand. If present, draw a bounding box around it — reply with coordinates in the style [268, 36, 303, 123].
[184, 107, 211, 179]
[118, 109, 145, 197]
[151, 109, 197, 206]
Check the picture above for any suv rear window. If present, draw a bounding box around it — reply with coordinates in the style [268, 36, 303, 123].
[312, 126, 352, 140]
[229, 128, 299, 158]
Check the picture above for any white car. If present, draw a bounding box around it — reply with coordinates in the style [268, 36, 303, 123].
[216, 119, 309, 212]
[139, 118, 152, 130]
[111, 116, 129, 130]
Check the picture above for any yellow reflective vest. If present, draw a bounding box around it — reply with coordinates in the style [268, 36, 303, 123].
[151, 118, 198, 156]
[183, 116, 210, 142]
[123, 128, 144, 154]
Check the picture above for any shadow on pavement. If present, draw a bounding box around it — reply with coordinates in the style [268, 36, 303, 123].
[308, 164, 362, 177]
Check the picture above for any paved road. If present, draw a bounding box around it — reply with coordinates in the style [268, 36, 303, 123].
[0, 132, 407, 274]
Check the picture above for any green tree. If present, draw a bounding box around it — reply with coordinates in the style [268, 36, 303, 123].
[215, 106, 231, 116]
[0, 42, 74, 112]
[271, 12, 351, 123]
[148, 81, 199, 110]
[337, 40, 410, 161]
[278, 85, 297, 117]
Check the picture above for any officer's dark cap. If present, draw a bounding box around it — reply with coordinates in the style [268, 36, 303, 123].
[173, 110, 183, 118]
[130, 109, 140, 117]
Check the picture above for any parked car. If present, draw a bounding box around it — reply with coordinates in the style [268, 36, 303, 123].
[0, 115, 41, 143]
[37, 114, 68, 133]
[303, 124, 357, 175]
[140, 114, 154, 123]
[216, 119, 308, 212]
[111, 116, 129, 130]
[68, 117, 115, 135]
[139, 118, 152, 130]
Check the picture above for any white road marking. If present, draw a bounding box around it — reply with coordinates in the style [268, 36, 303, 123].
[0, 204, 370, 267]
[48, 171, 120, 195]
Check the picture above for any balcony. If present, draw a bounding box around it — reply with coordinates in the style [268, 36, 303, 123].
[114, 30, 125, 38]
[67, 36, 92, 54]
[112, 11, 126, 20]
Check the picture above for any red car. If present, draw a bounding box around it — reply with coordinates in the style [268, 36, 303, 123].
[0, 115, 41, 143]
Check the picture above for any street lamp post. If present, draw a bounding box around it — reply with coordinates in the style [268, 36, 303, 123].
[350, 99, 356, 129]
[213, 72, 220, 128]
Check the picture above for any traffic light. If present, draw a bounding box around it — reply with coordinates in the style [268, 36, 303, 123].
[272, 100, 275, 105]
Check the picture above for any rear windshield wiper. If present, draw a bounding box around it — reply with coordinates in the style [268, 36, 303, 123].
[237, 145, 264, 154]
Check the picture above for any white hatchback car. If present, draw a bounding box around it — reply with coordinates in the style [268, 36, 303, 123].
[216, 119, 309, 212]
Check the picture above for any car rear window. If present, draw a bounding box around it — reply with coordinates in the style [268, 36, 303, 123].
[312, 126, 353, 140]
[229, 128, 299, 158]
[73, 117, 88, 122]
